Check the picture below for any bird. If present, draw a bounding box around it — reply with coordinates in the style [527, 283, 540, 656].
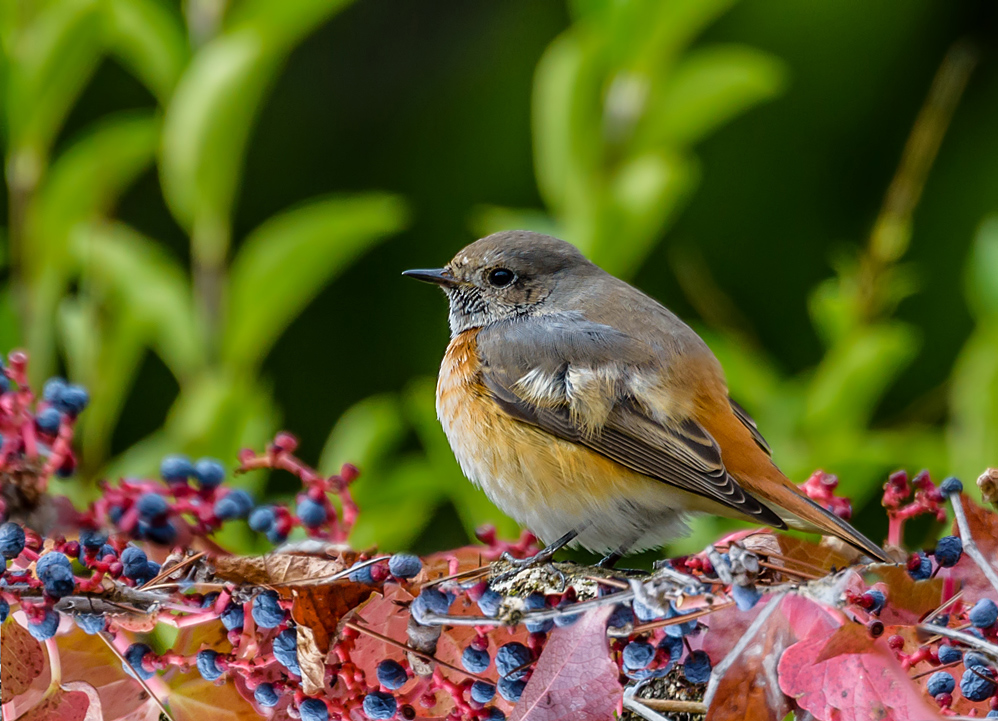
[403, 230, 889, 565]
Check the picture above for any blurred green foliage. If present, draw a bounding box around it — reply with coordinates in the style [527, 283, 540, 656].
[2, 0, 997, 554]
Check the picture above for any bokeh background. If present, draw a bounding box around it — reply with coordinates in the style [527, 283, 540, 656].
[2, 0, 998, 560]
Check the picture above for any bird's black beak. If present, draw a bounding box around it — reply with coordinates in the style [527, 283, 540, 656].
[402, 268, 458, 287]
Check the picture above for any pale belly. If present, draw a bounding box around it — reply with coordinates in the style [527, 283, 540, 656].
[435, 331, 716, 553]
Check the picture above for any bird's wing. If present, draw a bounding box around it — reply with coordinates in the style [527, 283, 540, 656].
[477, 316, 786, 528]
[729, 398, 772, 456]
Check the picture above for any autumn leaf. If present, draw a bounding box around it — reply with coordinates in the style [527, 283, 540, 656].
[814, 623, 877, 662]
[289, 581, 375, 653]
[212, 551, 356, 586]
[949, 494, 998, 603]
[865, 565, 943, 625]
[2, 618, 47, 704]
[59, 625, 152, 721]
[167, 669, 262, 721]
[510, 607, 621, 721]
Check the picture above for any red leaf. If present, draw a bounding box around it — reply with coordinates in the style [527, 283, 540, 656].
[510, 607, 622, 721]
[1, 617, 47, 703]
[779, 635, 941, 721]
[949, 495, 998, 603]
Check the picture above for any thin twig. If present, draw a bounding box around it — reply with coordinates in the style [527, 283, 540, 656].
[269, 555, 390, 587]
[950, 493, 998, 595]
[627, 601, 735, 637]
[142, 552, 207, 591]
[911, 660, 962, 680]
[757, 560, 821, 581]
[917, 625, 998, 661]
[97, 631, 175, 721]
[703, 591, 786, 708]
[343, 621, 490, 683]
[638, 699, 708, 714]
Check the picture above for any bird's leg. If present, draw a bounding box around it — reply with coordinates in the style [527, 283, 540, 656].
[597, 548, 626, 569]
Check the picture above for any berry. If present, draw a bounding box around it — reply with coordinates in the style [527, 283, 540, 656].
[623, 641, 655, 671]
[928, 671, 956, 696]
[214, 490, 253, 520]
[523, 593, 553, 633]
[935, 536, 964, 567]
[388, 553, 422, 579]
[255, 683, 279, 707]
[42, 377, 66, 402]
[144, 521, 177, 546]
[363, 692, 397, 719]
[939, 645, 963, 664]
[221, 604, 244, 631]
[194, 458, 225, 488]
[966, 653, 991, 670]
[962, 667, 997, 701]
[0, 597, 8, 623]
[731, 584, 762, 611]
[28, 610, 61, 640]
[249, 506, 276, 533]
[470, 681, 496, 704]
[296, 498, 327, 527]
[477, 589, 502, 617]
[197, 649, 224, 681]
[496, 642, 532, 680]
[497, 676, 526, 703]
[160, 455, 195, 482]
[41, 563, 75, 597]
[462, 645, 491, 674]
[553, 601, 581, 627]
[376, 659, 407, 690]
[54, 384, 89, 415]
[79, 529, 107, 550]
[665, 603, 698, 638]
[411, 588, 451, 622]
[35, 407, 61, 434]
[659, 635, 684, 662]
[75, 613, 106, 634]
[348, 563, 375, 584]
[121, 546, 148, 577]
[485, 709, 506, 721]
[608, 604, 634, 629]
[0, 522, 25, 559]
[252, 590, 285, 628]
[300, 698, 330, 721]
[971, 599, 998, 628]
[633, 597, 663, 622]
[683, 650, 712, 684]
[266, 527, 288, 545]
[124, 642, 154, 679]
[907, 553, 932, 581]
[273, 627, 301, 676]
[136, 493, 169, 519]
[941, 477, 964, 495]
[36, 551, 72, 575]
[989, 712, 998, 719]
[863, 589, 886, 614]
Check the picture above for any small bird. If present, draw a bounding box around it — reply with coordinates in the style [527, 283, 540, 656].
[404, 231, 889, 565]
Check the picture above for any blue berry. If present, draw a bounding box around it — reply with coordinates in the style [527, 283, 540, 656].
[136, 493, 168, 519]
[863, 589, 886, 614]
[42, 377, 66, 402]
[470, 680, 496, 704]
[28, 610, 61, 640]
[989, 712, 998, 719]
[0, 597, 8, 623]
[348, 563, 375, 584]
[608, 604, 634, 630]
[160, 455, 195, 482]
[97, 544, 117, 560]
[961, 667, 997, 701]
[484, 709, 506, 721]
[123, 642, 154, 679]
[0, 522, 25, 559]
[553, 600, 581, 627]
[939, 645, 963, 664]
[144, 521, 177, 546]
[477, 589, 502, 617]
[252, 591, 285, 628]
[54, 384, 89, 415]
[194, 458, 225, 488]
[362, 691, 396, 720]
[462, 645, 491, 674]
[266, 527, 288, 545]
[388, 553, 422, 579]
[197, 649, 224, 681]
[249, 506, 276, 533]
[971, 599, 998, 628]
[221, 604, 244, 631]
[79, 529, 108, 550]
[966, 652, 991, 670]
[623, 640, 655, 671]
[121, 546, 148, 577]
[35, 551, 72, 575]
[683, 650, 712, 684]
[296, 498, 327, 528]
[665, 603, 698, 638]
[0, 375, 8, 393]
[497, 676, 526, 703]
[214, 490, 253, 520]
[108, 505, 124, 524]
[300, 698, 330, 721]
[255, 683, 279, 707]
[137, 561, 161, 586]
[633, 597, 664, 622]
[411, 588, 452, 622]
[523, 593, 553, 633]
[935, 536, 964, 568]
[927, 671, 956, 696]
[41, 563, 75, 597]
[731, 584, 762, 611]
[75, 613, 105, 634]
[496, 642, 531, 680]
[376, 659, 407, 690]
[908, 553, 932, 581]
[35, 407, 61, 434]
[941, 477, 963, 495]
[659, 635, 684, 663]
[273, 628, 301, 676]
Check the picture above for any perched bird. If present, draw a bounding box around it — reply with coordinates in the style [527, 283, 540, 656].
[404, 231, 889, 565]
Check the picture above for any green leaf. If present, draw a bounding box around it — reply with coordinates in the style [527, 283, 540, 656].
[222, 193, 408, 369]
[104, 0, 189, 102]
[72, 222, 204, 379]
[639, 44, 786, 148]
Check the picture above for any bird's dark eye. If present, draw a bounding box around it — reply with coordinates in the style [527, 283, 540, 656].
[487, 268, 516, 288]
